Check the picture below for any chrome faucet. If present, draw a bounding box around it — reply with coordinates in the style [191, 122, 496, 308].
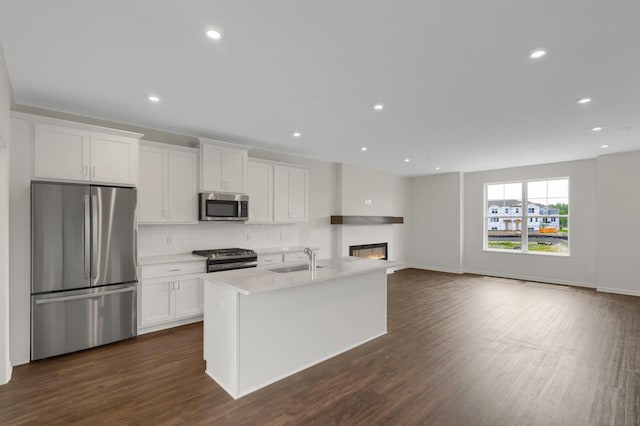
[303, 247, 316, 271]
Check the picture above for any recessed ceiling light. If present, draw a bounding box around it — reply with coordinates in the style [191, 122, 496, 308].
[404, 158, 410, 163]
[435, 166, 441, 171]
[205, 28, 223, 40]
[374, 104, 384, 111]
[360, 147, 368, 151]
[292, 132, 302, 138]
[577, 97, 592, 104]
[529, 49, 547, 59]
[148, 95, 161, 103]
[600, 144, 609, 148]
[591, 126, 604, 132]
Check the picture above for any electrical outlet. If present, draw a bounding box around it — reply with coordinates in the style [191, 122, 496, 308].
[365, 199, 372, 205]
[166, 236, 174, 245]
[246, 233, 250, 242]
[587, 266, 594, 273]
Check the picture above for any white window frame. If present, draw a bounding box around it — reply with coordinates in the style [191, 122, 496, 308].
[484, 177, 570, 256]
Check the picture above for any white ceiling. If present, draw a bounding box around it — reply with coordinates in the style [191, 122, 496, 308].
[1, 0, 639, 176]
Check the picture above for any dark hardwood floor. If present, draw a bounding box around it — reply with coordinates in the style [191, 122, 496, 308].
[2, 269, 640, 425]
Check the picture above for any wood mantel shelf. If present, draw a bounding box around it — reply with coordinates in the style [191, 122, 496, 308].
[330, 215, 404, 225]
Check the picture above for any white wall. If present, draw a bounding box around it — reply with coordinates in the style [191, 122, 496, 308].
[340, 163, 394, 215]
[596, 151, 640, 295]
[333, 163, 409, 261]
[407, 173, 464, 273]
[463, 159, 598, 287]
[8, 118, 32, 365]
[0, 45, 12, 384]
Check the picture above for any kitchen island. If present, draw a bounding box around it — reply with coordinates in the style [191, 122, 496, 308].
[201, 256, 401, 399]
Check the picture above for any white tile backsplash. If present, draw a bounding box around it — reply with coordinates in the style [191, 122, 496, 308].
[138, 222, 307, 256]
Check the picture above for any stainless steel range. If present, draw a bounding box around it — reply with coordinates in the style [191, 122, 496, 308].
[192, 248, 258, 273]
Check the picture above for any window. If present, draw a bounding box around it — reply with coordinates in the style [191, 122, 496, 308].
[486, 178, 569, 255]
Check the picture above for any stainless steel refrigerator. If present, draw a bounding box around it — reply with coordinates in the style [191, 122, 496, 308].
[31, 182, 138, 360]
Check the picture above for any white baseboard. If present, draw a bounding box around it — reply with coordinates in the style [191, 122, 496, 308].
[137, 315, 203, 335]
[463, 268, 596, 289]
[407, 264, 464, 275]
[597, 287, 640, 297]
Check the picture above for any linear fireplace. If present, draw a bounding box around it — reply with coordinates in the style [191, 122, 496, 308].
[349, 242, 388, 260]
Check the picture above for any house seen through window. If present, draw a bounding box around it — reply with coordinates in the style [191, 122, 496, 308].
[485, 179, 569, 255]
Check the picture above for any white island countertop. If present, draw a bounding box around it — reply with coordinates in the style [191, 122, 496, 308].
[200, 256, 403, 295]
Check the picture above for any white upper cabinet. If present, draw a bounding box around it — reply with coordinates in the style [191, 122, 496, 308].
[247, 160, 274, 223]
[34, 124, 91, 181]
[168, 149, 199, 223]
[139, 144, 168, 223]
[200, 139, 248, 193]
[138, 142, 198, 224]
[33, 121, 141, 186]
[274, 165, 308, 222]
[90, 132, 138, 185]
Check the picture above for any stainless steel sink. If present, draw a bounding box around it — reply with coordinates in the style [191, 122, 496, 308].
[268, 264, 324, 273]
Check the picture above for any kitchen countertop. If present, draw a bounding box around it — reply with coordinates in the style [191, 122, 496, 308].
[138, 253, 204, 265]
[138, 247, 319, 266]
[200, 256, 403, 295]
[253, 246, 319, 255]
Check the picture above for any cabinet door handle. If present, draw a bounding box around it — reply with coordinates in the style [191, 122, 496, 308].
[169, 268, 182, 272]
[91, 166, 96, 177]
[82, 165, 88, 177]
[175, 281, 181, 290]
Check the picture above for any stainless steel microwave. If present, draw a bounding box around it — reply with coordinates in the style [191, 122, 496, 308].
[199, 192, 249, 221]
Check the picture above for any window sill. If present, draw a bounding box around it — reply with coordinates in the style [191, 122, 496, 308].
[483, 248, 570, 257]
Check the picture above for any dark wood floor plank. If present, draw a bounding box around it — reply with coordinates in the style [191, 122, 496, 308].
[2, 269, 640, 425]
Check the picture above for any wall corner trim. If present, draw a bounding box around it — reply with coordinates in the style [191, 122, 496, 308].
[0, 363, 11, 385]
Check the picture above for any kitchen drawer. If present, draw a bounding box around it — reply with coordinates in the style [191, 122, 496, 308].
[258, 253, 283, 267]
[141, 261, 205, 279]
[283, 252, 309, 263]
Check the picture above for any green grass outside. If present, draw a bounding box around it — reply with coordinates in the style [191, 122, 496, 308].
[488, 241, 521, 250]
[488, 240, 569, 253]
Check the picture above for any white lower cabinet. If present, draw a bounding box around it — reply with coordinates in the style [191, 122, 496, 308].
[140, 279, 175, 326]
[140, 274, 203, 330]
[138, 260, 205, 333]
[174, 277, 203, 319]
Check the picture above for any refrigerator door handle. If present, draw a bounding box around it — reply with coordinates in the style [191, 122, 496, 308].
[84, 195, 91, 278]
[35, 287, 136, 304]
[91, 194, 98, 279]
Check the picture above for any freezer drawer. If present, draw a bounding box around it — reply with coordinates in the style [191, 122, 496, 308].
[31, 283, 137, 360]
